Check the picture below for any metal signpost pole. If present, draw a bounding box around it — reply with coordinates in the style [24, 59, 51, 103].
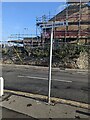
[40, 21, 67, 104]
[48, 22, 53, 104]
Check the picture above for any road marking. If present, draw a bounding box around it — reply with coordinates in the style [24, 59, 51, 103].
[18, 75, 72, 83]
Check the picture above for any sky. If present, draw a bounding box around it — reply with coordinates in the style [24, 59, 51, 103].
[1, 2, 67, 42]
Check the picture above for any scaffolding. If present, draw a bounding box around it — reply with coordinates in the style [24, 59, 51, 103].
[8, 1, 90, 48]
[8, 33, 41, 47]
[36, 1, 89, 45]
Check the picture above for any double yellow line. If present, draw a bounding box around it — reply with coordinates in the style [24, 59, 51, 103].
[4, 89, 89, 110]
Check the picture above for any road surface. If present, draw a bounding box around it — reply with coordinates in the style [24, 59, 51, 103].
[1, 64, 89, 104]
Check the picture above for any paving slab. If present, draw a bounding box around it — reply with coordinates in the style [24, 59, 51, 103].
[1, 107, 36, 119]
[0, 93, 90, 119]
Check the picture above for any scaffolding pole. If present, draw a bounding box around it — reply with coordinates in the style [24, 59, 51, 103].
[78, 0, 82, 44]
[65, 1, 69, 43]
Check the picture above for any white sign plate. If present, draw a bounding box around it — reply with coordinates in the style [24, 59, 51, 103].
[41, 21, 68, 29]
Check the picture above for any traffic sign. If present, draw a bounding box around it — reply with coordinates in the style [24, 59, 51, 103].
[41, 21, 68, 29]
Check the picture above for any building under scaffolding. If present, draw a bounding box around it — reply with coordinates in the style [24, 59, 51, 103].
[8, 34, 42, 48]
[8, 1, 90, 48]
[36, 1, 90, 45]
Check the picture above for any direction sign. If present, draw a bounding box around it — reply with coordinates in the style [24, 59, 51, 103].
[40, 21, 68, 104]
[41, 21, 68, 29]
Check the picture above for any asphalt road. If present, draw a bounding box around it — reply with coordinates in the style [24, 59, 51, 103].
[1, 64, 89, 104]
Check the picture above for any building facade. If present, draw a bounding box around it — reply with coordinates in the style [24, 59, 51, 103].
[37, 2, 90, 45]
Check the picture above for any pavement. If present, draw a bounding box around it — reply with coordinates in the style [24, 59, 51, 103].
[1, 107, 35, 119]
[0, 92, 90, 119]
[1, 64, 89, 73]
